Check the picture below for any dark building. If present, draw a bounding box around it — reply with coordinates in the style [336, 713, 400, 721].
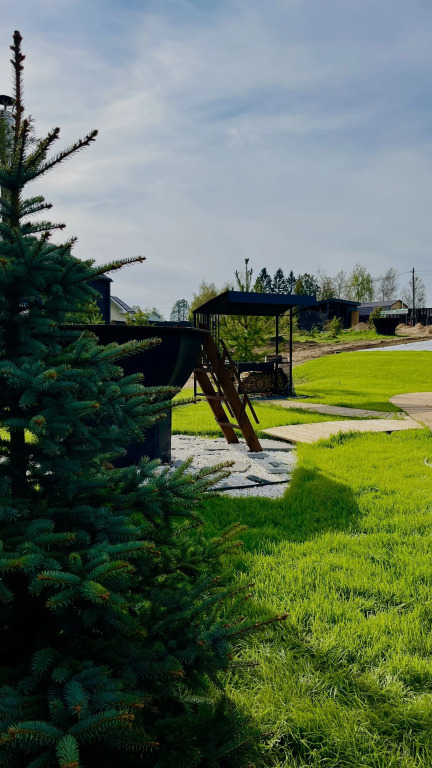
[299, 298, 360, 330]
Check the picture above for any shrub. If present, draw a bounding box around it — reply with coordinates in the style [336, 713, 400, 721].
[326, 316, 343, 338]
[368, 306, 383, 325]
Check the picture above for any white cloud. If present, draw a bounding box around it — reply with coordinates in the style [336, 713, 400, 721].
[1, 0, 431, 311]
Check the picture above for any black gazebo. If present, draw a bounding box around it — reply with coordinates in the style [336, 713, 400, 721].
[193, 290, 317, 395]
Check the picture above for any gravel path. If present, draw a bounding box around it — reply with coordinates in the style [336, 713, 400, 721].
[169, 435, 296, 498]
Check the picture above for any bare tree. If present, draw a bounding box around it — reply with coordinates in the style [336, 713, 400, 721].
[316, 268, 335, 300]
[402, 275, 426, 309]
[378, 268, 399, 301]
[333, 269, 348, 299]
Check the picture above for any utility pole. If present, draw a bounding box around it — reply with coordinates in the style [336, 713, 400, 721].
[412, 267, 416, 326]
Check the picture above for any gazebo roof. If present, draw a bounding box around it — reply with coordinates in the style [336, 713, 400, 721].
[194, 290, 317, 317]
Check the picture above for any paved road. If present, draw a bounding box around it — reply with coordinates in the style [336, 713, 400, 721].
[362, 340, 432, 352]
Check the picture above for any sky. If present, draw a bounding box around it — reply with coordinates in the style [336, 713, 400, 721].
[1, 0, 432, 316]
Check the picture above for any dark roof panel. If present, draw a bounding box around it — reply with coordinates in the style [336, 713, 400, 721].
[316, 298, 360, 308]
[358, 299, 407, 311]
[194, 290, 317, 317]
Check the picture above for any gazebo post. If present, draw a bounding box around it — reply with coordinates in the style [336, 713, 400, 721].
[289, 307, 293, 395]
[274, 314, 280, 394]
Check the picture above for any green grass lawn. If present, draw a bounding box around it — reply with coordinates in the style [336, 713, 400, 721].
[294, 350, 432, 411]
[173, 390, 347, 438]
[203, 429, 432, 767]
[175, 350, 432, 766]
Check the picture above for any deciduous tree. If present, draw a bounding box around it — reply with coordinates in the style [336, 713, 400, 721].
[347, 264, 374, 302]
[333, 269, 348, 299]
[189, 280, 219, 318]
[378, 267, 399, 301]
[220, 259, 269, 360]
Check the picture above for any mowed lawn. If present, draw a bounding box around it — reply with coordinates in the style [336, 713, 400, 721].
[293, 350, 432, 411]
[173, 391, 346, 438]
[179, 349, 432, 767]
[204, 429, 432, 767]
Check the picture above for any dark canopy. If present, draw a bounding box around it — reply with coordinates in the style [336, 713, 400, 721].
[194, 290, 317, 318]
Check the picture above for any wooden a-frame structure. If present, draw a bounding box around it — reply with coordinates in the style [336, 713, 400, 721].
[193, 290, 316, 452]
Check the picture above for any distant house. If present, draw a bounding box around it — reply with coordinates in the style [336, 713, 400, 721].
[299, 297, 360, 330]
[358, 299, 408, 323]
[316, 298, 360, 328]
[110, 296, 135, 323]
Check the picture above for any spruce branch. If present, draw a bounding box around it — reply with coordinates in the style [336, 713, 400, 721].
[27, 130, 98, 181]
[20, 196, 52, 215]
[24, 127, 61, 173]
[86, 256, 146, 281]
[0, 196, 12, 216]
[22, 221, 66, 235]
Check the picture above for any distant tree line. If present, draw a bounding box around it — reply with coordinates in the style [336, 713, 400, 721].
[252, 265, 425, 307]
[164, 263, 426, 331]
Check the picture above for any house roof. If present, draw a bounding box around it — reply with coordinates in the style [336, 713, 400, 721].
[316, 298, 360, 308]
[358, 299, 408, 312]
[194, 290, 317, 317]
[111, 296, 135, 313]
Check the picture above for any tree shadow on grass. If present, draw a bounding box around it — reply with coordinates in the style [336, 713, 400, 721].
[279, 467, 360, 542]
[204, 467, 360, 550]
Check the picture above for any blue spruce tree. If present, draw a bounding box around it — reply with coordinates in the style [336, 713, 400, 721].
[0, 31, 267, 768]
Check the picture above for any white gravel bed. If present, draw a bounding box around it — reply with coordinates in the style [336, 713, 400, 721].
[168, 435, 296, 498]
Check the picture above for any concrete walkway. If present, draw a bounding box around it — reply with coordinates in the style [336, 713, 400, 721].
[267, 399, 392, 419]
[264, 392, 432, 444]
[264, 416, 421, 444]
[361, 340, 432, 352]
[389, 393, 432, 429]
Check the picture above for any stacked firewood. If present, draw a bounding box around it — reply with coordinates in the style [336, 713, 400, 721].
[239, 368, 288, 395]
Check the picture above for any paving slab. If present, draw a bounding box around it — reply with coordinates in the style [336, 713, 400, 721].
[264, 416, 422, 444]
[256, 438, 295, 452]
[231, 460, 251, 472]
[268, 400, 392, 419]
[389, 393, 432, 429]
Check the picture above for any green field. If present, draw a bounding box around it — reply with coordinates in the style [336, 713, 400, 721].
[203, 428, 432, 767]
[294, 350, 432, 411]
[177, 350, 432, 766]
[173, 392, 347, 438]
